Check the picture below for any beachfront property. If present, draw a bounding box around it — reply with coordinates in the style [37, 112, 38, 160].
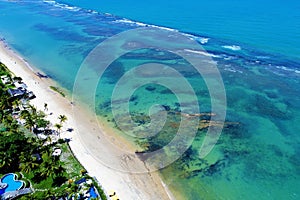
[0, 62, 104, 199]
[0, 173, 32, 200]
[0, 75, 10, 85]
[13, 82, 27, 90]
[7, 88, 26, 98]
[1, 0, 299, 199]
[6, 80, 35, 101]
[0, 172, 101, 200]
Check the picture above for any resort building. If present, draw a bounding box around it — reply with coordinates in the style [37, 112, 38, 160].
[7, 88, 26, 98]
[0, 75, 10, 84]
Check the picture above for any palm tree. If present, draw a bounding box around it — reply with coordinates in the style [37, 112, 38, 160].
[28, 105, 37, 117]
[44, 189, 55, 199]
[11, 98, 20, 110]
[20, 109, 34, 131]
[53, 163, 65, 177]
[66, 183, 79, 199]
[19, 156, 39, 174]
[0, 109, 4, 122]
[24, 116, 35, 132]
[0, 95, 11, 111]
[0, 157, 12, 169]
[46, 136, 52, 144]
[20, 109, 30, 119]
[2, 114, 14, 127]
[54, 123, 62, 138]
[36, 118, 50, 130]
[27, 136, 42, 148]
[39, 151, 65, 180]
[39, 152, 54, 178]
[58, 115, 67, 124]
[20, 108, 48, 132]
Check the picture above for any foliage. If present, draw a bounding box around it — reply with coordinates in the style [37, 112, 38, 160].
[49, 85, 65, 97]
[91, 177, 108, 200]
[0, 132, 33, 173]
[58, 114, 67, 124]
[0, 62, 103, 199]
[20, 105, 49, 131]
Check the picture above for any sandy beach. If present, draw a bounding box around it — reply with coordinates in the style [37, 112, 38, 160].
[0, 40, 173, 200]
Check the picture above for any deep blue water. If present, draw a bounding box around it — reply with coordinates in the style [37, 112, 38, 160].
[0, 0, 299, 199]
[58, 0, 300, 61]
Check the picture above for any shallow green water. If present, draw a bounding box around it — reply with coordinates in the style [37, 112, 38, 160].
[0, 1, 299, 199]
[92, 49, 300, 200]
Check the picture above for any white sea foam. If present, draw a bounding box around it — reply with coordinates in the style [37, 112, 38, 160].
[274, 65, 300, 75]
[223, 55, 236, 60]
[86, 9, 98, 14]
[150, 25, 178, 32]
[222, 45, 241, 51]
[44, 1, 207, 45]
[276, 65, 294, 72]
[256, 56, 270, 59]
[224, 68, 237, 73]
[184, 49, 220, 58]
[180, 33, 195, 40]
[197, 37, 209, 44]
[114, 18, 180, 33]
[224, 67, 243, 73]
[114, 19, 148, 27]
[43, 0, 56, 4]
[43, 0, 80, 12]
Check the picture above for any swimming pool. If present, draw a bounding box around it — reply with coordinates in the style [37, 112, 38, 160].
[88, 186, 98, 200]
[0, 173, 24, 195]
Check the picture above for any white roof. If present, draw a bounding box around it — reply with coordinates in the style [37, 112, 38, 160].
[14, 82, 27, 89]
[1, 76, 10, 84]
[52, 148, 62, 156]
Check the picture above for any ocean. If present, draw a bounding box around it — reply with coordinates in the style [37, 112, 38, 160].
[0, 0, 299, 199]
[57, 0, 300, 61]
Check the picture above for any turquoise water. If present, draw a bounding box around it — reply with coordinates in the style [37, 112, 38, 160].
[0, 0, 299, 199]
[58, 0, 300, 60]
[0, 173, 24, 194]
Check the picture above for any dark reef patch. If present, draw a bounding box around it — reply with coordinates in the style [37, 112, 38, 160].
[265, 90, 278, 99]
[160, 89, 173, 95]
[129, 95, 138, 102]
[145, 85, 156, 91]
[102, 61, 125, 84]
[246, 94, 292, 120]
[32, 23, 93, 42]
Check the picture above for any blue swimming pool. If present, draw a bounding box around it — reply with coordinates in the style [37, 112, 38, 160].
[88, 186, 98, 200]
[0, 173, 24, 195]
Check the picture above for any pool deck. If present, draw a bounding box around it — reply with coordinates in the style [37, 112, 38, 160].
[0, 188, 32, 200]
[0, 173, 24, 193]
[0, 173, 30, 199]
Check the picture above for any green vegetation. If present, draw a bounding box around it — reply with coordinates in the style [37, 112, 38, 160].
[49, 85, 66, 97]
[0, 62, 106, 199]
[90, 176, 107, 200]
[0, 62, 12, 76]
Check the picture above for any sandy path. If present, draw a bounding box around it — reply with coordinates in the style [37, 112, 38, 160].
[0, 40, 173, 200]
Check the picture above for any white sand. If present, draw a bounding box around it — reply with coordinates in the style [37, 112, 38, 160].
[0, 41, 174, 200]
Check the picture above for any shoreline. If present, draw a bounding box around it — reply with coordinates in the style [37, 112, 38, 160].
[0, 40, 174, 200]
